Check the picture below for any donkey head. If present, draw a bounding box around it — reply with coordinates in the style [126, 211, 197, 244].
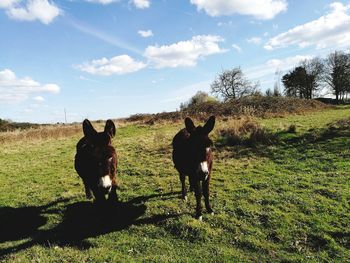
[83, 119, 116, 147]
[83, 119, 116, 193]
[185, 116, 215, 181]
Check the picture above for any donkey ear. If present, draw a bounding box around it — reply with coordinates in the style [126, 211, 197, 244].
[104, 119, 116, 138]
[203, 116, 215, 134]
[83, 119, 97, 139]
[185, 117, 195, 133]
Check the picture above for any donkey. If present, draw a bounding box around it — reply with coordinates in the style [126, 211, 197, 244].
[74, 119, 118, 203]
[172, 116, 215, 220]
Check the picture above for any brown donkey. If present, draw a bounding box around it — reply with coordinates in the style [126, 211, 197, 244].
[74, 119, 118, 203]
[172, 116, 215, 220]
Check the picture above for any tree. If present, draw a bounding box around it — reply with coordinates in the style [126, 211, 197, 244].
[323, 51, 350, 103]
[211, 67, 259, 101]
[265, 88, 273, 97]
[282, 66, 307, 98]
[282, 57, 324, 99]
[273, 82, 281, 97]
[300, 57, 324, 99]
[180, 91, 217, 110]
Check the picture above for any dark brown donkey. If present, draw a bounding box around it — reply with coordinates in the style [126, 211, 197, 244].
[74, 119, 118, 203]
[172, 116, 215, 220]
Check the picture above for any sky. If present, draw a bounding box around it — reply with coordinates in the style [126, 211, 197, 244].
[1, 0, 350, 123]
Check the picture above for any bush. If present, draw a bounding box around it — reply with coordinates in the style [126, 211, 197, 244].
[216, 117, 277, 146]
[180, 91, 218, 110]
[124, 97, 330, 125]
[0, 118, 40, 132]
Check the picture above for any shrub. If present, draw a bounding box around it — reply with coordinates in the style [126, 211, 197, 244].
[124, 97, 330, 125]
[216, 117, 277, 146]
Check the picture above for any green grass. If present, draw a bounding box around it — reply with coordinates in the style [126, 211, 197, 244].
[1, 107, 350, 262]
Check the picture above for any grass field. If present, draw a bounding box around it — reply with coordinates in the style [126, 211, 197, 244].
[1, 106, 350, 262]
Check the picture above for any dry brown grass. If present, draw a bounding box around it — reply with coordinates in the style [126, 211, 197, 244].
[0, 124, 82, 144]
[215, 117, 277, 146]
[0, 119, 131, 144]
[124, 97, 331, 125]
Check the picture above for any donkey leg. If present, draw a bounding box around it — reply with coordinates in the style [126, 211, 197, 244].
[179, 174, 187, 201]
[194, 181, 203, 220]
[91, 185, 106, 204]
[189, 176, 195, 192]
[83, 180, 93, 199]
[203, 180, 214, 214]
[108, 185, 118, 202]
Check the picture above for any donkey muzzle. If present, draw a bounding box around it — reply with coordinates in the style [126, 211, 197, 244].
[98, 175, 112, 193]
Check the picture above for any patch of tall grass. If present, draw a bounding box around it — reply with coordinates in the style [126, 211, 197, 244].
[215, 117, 277, 146]
[0, 125, 82, 144]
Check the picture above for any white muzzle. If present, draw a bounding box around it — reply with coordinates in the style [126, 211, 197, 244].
[98, 175, 112, 189]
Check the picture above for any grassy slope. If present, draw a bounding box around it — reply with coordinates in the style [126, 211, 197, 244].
[0, 107, 350, 262]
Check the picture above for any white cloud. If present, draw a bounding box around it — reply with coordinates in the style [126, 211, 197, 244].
[265, 2, 350, 50]
[0, 0, 19, 8]
[232, 43, 242, 53]
[131, 0, 150, 9]
[33, 95, 45, 102]
[217, 20, 234, 27]
[85, 0, 150, 8]
[76, 55, 147, 76]
[144, 35, 227, 68]
[190, 0, 287, 20]
[246, 55, 312, 80]
[266, 55, 312, 70]
[246, 37, 262, 45]
[87, 0, 118, 4]
[4, 0, 61, 24]
[138, 29, 153, 37]
[68, 18, 142, 55]
[161, 80, 211, 103]
[0, 69, 60, 103]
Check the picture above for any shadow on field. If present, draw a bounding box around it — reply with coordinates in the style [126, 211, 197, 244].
[0, 192, 179, 257]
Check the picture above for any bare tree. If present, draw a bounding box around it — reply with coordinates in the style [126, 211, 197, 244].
[211, 67, 259, 101]
[323, 51, 350, 103]
[265, 88, 273, 97]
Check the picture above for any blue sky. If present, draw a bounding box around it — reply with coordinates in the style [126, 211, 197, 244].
[1, 0, 350, 123]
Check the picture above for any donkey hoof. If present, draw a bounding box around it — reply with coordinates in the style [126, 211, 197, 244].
[207, 209, 214, 215]
[195, 213, 203, 221]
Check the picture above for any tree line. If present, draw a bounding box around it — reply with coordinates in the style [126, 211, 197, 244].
[202, 50, 350, 105]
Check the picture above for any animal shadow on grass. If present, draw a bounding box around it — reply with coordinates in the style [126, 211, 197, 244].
[0, 192, 180, 257]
